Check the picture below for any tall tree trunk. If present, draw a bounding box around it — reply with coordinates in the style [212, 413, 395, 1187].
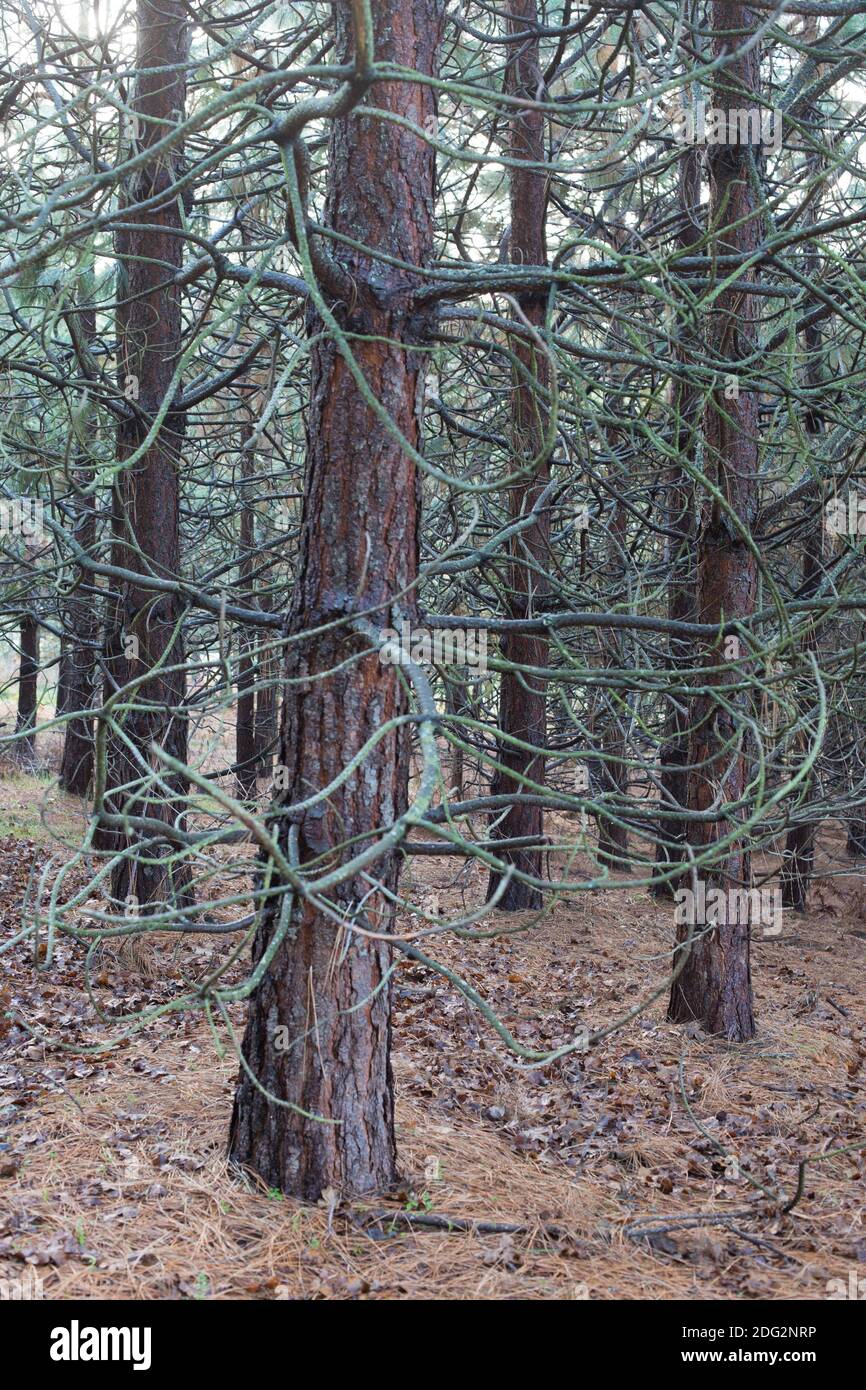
[669, 1, 760, 1040]
[780, 72, 824, 912]
[229, 0, 442, 1199]
[445, 678, 465, 800]
[653, 145, 700, 894]
[95, 0, 189, 908]
[14, 613, 39, 769]
[59, 463, 98, 795]
[596, 493, 631, 871]
[254, 589, 278, 779]
[780, 529, 821, 907]
[56, 634, 71, 722]
[58, 240, 99, 797]
[236, 427, 258, 798]
[487, 0, 550, 910]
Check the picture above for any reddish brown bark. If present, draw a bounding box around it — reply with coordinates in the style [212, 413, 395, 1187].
[487, 0, 550, 911]
[96, 0, 189, 908]
[229, 0, 442, 1199]
[669, 3, 760, 1040]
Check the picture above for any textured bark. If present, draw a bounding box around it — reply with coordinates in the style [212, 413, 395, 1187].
[653, 147, 700, 894]
[95, 0, 189, 908]
[229, 0, 442, 1199]
[669, 3, 759, 1040]
[14, 613, 39, 769]
[487, 0, 550, 911]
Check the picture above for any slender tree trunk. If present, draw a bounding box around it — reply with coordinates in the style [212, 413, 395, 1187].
[95, 0, 189, 908]
[780, 531, 821, 907]
[59, 473, 97, 795]
[229, 0, 443, 1199]
[55, 635, 71, 722]
[487, 0, 550, 910]
[445, 679, 465, 800]
[236, 427, 258, 798]
[14, 613, 39, 769]
[669, 1, 760, 1040]
[653, 146, 700, 894]
[254, 590, 278, 779]
[59, 301, 98, 796]
[56, 1, 99, 794]
[596, 494, 631, 871]
[780, 104, 824, 911]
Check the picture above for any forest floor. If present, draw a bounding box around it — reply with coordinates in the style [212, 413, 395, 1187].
[0, 763, 864, 1301]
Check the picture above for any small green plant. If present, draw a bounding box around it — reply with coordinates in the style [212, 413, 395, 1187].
[405, 1190, 434, 1213]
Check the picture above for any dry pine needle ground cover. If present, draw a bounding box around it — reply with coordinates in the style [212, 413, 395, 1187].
[0, 774, 864, 1301]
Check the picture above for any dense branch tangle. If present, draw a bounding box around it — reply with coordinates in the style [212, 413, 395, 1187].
[1, 1, 866, 1196]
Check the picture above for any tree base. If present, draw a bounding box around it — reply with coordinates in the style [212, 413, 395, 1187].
[485, 871, 544, 911]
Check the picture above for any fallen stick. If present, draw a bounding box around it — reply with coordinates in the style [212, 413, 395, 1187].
[354, 1209, 573, 1241]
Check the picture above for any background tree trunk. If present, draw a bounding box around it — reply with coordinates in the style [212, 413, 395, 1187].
[780, 96, 825, 912]
[780, 529, 821, 907]
[58, 275, 99, 796]
[14, 612, 39, 769]
[236, 426, 259, 798]
[596, 493, 631, 872]
[487, 0, 550, 911]
[653, 145, 700, 895]
[58, 481, 97, 795]
[95, 0, 189, 909]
